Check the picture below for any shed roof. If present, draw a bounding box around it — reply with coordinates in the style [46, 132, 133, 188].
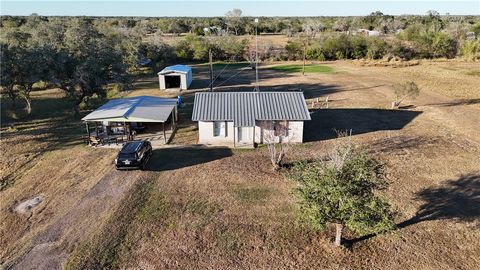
[158, 64, 192, 75]
[192, 92, 311, 127]
[82, 96, 177, 122]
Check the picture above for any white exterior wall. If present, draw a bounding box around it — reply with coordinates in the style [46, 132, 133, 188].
[159, 72, 190, 90]
[158, 74, 166, 89]
[254, 121, 304, 144]
[198, 121, 234, 146]
[186, 69, 193, 88]
[197, 120, 304, 147]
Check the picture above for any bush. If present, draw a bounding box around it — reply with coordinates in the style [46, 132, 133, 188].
[461, 40, 480, 61]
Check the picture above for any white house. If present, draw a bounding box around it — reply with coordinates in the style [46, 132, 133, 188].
[158, 64, 192, 91]
[192, 92, 311, 148]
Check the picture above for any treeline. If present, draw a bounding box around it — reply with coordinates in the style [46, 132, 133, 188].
[1, 13, 479, 118]
[2, 11, 479, 36]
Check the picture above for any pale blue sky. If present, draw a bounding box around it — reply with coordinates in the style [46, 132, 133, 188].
[1, 0, 479, 16]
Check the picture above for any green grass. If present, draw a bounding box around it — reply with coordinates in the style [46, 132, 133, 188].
[197, 61, 252, 70]
[270, 64, 334, 74]
[235, 186, 272, 205]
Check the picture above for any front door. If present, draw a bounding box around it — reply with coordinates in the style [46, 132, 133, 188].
[237, 127, 250, 143]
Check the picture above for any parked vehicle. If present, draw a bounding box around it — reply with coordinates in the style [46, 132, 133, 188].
[115, 140, 152, 170]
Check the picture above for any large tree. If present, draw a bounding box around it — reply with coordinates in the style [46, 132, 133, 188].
[288, 140, 395, 246]
[225, 8, 243, 35]
[52, 19, 129, 118]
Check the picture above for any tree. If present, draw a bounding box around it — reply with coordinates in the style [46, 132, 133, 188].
[225, 9, 243, 35]
[261, 120, 293, 171]
[53, 19, 129, 118]
[391, 81, 420, 108]
[0, 43, 20, 110]
[16, 45, 56, 115]
[288, 137, 395, 246]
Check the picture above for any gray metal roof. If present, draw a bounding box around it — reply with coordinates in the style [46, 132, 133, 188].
[158, 64, 192, 75]
[82, 96, 177, 122]
[192, 92, 311, 127]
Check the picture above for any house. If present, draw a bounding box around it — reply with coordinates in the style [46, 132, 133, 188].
[191, 92, 311, 148]
[158, 64, 193, 91]
[82, 96, 178, 145]
[357, 29, 381, 37]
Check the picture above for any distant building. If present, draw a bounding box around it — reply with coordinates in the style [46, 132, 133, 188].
[158, 64, 192, 91]
[466, 32, 476, 40]
[192, 92, 311, 148]
[357, 29, 381, 37]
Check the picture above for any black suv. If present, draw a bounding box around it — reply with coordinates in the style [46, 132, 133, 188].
[115, 140, 152, 170]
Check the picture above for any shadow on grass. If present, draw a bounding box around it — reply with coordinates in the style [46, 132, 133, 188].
[145, 147, 233, 172]
[346, 174, 480, 247]
[305, 108, 422, 142]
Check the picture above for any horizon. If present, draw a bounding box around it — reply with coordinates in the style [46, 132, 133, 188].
[1, 1, 479, 17]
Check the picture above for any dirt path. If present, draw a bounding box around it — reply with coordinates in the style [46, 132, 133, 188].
[10, 169, 141, 270]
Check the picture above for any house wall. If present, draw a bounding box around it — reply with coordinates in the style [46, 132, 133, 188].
[254, 121, 304, 144]
[198, 121, 235, 146]
[198, 120, 304, 147]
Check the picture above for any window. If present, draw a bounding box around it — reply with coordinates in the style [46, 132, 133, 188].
[273, 120, 289, 137]
[213, 121, 225, 137]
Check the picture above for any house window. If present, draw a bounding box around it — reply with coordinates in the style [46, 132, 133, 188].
[213, 121, 225, 137]
[273, 120, 289, 137]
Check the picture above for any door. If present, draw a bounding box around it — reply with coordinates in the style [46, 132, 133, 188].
[237, 127, 250, 142]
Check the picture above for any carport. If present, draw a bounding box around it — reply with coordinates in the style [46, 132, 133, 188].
[82, 96, 178, 145]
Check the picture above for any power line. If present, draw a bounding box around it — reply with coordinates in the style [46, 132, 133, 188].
[214, 65, 251, 89]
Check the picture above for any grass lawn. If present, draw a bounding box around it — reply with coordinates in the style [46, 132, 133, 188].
[2, 60, 480, 269]
[270, 64, 334, 74]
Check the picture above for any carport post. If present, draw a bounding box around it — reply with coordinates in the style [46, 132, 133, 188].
[85, 122, 90, 137]
[163, 122, 166, 143]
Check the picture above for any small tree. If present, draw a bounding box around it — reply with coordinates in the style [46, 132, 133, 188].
[288, 137, 395, 246]
[391, 81, 420, 109]
[262, 120, 293, 171]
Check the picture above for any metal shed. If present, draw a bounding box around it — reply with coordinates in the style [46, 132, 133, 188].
[158, 65, 192, 91]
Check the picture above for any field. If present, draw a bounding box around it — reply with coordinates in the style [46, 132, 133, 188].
[1, 60, 480, 269]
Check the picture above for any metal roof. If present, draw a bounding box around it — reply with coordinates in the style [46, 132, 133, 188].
[192, 92, 311, 127]
[158, 64, 192, 75]
[82, 96, 177, 122]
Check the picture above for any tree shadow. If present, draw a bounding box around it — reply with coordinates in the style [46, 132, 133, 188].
[398, 173, 480, 228]
[145, 146, 233, 172]
[345, 174, 480, 248]
[425, 98, 480, 107]
[305, 108, 422, 142]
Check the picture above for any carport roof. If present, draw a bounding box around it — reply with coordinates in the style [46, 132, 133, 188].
[158, 64, 192, 75]
[82, 96, 177, 122]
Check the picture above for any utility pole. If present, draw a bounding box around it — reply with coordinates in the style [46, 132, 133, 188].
[209, 49, 213, 92]
[303, 41, 306, 76]
[254, 18, 259, 92]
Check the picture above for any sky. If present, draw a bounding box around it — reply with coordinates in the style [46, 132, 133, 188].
[1, 0, 479, 17]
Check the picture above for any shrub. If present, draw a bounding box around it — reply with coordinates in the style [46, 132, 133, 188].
[461, 40, 480, 61]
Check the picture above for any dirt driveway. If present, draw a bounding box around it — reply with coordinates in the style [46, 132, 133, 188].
[8, 168, 141, 269]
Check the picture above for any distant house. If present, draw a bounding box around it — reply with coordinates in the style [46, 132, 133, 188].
[158, 64, 192, 91]
[192, 92, 311, 148]
[357, 29, 381, 37]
